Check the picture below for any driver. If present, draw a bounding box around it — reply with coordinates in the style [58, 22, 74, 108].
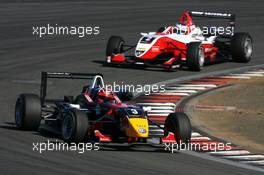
[91, 87, 119, 117]
[175, 23, 190, 35]
[91, 87, 116, 104]
[175, 22, 202, 36]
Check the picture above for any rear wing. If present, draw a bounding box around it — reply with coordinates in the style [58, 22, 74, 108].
[40, 71, 104, 105]
[189, 11, 235, 38]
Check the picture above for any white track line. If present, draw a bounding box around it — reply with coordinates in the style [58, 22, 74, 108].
[191, 132, 202, 137]
[146, 106, 175, 110]
[223, 155, 264, 160]
[149, 125, 164, 128]
[246, 71, 264, 74]
[164, 90, 198, 93]
[218, 75, 251, 79]
[153, 92, 190, 96]
[148, 113, 168, 116]
[191, 137, 211, 141]
[245, 71, 264, 75]
[164, 87, 207, 90]
[229, 74, 250, 79]
[149, 128, 164, 132]
[209, 150, 250, 156]
[178, 84, 217, 88]
[231, 73, 263, 77]
[137, 103, 176, 106]
[241, 160, 264, 165]
[148, 110, 174, 113]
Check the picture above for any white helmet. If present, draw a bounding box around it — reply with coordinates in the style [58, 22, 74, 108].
[175, 23, 196, 35]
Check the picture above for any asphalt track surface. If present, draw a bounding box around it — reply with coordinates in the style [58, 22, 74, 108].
[0, 0, 264, 174]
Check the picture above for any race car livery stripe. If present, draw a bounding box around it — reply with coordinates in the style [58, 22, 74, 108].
[138, 95, 183, 99]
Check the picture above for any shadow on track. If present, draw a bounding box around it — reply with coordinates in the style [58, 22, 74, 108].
[0, 122, 18, 130]
[93, 58, 231, 73]
[0, 122, 171, 153]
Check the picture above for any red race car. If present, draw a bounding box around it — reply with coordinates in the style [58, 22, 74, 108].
[105, 11, 253, 71]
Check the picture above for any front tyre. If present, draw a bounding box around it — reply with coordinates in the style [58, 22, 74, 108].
[62, 110, 90, 143]
[106, 36, 125, 56]
[15, 94, 41, 130]
[164, 112, 192, 144]
[157, 26, 166, 33]
[187, 42, 204, 71]
[231, 32, 253, 63]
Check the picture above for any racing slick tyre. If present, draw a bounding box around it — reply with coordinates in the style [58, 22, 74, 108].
[157, 27, 166, 33]
[164, 112, 192, 144]
[62, 110, 90, 143]
[106, 36, 124, 56]
[187, 42, 204, 71]
[15, 94, 41, 130]
[231, 32, 253, 63]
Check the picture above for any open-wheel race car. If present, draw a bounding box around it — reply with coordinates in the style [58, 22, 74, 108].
[15, 72, 191, 145]
[105, 11, 253, 71]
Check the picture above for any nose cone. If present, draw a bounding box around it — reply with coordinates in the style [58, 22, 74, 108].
[135, 43, 148, 57]
[126, 118, 149, 138]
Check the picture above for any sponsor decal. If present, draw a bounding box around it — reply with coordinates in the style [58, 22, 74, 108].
[138, 128, 147, 134]
[191, 11, 232, 17]
[137, 48, 146, 51]
[151, 46, 160, 52]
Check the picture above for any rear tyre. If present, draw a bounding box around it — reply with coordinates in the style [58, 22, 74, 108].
[106, 36, 125, 56]
[231, 32, 253, 63]
[164, 112, 192, 144]
[62, 110, 90, 143]
[15, 94, 41, 130]
[187, 42, 204, 71]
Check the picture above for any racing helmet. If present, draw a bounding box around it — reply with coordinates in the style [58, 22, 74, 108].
[96, 88, 116, 103]
[175, 23, 189, 35]
[90, 87, 103, 101]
